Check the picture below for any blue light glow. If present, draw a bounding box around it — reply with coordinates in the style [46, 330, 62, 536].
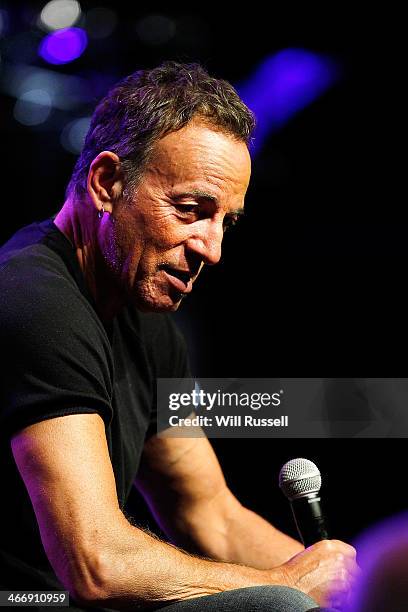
[60, 116, 91, 154]
[0, 8, 10, 37]
[236, 49, 340, 154]
[13, 89, 52, 126]
[39, 27, 87, 65]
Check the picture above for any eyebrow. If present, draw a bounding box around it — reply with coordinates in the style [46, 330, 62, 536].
[173, 190, 245, 216]
[174, 189, 218, 203]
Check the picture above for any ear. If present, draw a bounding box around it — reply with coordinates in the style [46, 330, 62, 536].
[86, 151, 124, 214]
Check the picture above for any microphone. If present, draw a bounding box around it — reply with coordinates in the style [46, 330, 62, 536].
[279, 458, 330, 548]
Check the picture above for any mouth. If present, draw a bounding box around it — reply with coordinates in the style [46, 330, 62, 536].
[159, 264, 193, 294]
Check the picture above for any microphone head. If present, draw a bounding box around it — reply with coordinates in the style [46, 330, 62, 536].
[279, 458, 322, 501]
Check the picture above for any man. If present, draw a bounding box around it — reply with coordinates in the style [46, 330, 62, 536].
[0, 62, 357, 611]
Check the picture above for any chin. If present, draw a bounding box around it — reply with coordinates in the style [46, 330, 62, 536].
[132, 292, 184, 313]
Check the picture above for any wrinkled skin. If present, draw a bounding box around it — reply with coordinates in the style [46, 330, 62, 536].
[55, 120, 251, 320]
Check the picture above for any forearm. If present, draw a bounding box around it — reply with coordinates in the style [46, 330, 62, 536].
[165, 491, 303, 569]
[80, 510, 287, 609]
[220, 502, 304, 568]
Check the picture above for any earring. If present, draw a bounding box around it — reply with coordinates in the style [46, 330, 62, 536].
[97, 205, 105, 219]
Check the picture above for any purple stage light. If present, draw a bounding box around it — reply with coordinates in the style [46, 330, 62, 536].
[236, 49, 340, 154]
[345, 511, 408, 612]
[39, 27, 87, 65]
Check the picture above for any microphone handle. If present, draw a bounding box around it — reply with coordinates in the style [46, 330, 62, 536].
[290, 494, 330, 548]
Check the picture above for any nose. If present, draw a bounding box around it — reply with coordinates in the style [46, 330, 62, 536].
[185, 218, 223, 266]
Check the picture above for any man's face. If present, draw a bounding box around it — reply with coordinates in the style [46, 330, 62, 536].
[105, 120, 251, 312]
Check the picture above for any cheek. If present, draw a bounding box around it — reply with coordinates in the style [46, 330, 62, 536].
[111, 204, 186, 272]
[99, 221, 125, 274]
[101, 218, 143, 279]
[144, 221, 185, 252]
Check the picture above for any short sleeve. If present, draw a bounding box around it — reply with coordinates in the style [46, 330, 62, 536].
[0, 253, 113, 439]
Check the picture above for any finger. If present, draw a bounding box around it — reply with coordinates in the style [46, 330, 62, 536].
[330, 539, 358, 558]
[344, 557, 362, 579]
[326, 579, 352, 609]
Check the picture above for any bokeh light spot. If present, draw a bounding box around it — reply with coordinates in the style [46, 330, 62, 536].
[40, 0, 81, 31]
[135, 14, 175, 46]
[39, 27, 87, 64]
[60, 116, 91, 154]
[13, 89, 52, 126]
[86, 7, 117, 39]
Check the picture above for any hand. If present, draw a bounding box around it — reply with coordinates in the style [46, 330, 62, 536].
[275, 539, 359, 610]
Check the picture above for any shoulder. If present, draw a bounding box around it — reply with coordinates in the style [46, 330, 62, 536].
[0, 245, 114, 438]
[1, 242, 94, 314]
[0, 243, 110, 359]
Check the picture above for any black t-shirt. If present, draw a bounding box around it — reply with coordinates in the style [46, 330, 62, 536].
[0, 217, 191, 608]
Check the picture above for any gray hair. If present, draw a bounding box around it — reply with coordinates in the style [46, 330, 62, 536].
[66, 61, 255, 200]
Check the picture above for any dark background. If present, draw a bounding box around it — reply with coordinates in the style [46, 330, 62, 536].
[1, 3, 405, 548]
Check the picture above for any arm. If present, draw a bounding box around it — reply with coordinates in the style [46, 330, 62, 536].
[11, 413, 357, 610]
[9, 413, 286, 608]
[135, 429, 303, 568]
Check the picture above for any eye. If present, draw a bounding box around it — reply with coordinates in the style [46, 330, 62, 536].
[174, 204, 199, 215]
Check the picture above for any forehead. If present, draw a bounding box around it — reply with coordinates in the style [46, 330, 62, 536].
[148, 120, 251, 195]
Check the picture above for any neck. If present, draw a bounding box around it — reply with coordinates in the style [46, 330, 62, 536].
[54, 198, 125, 322]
